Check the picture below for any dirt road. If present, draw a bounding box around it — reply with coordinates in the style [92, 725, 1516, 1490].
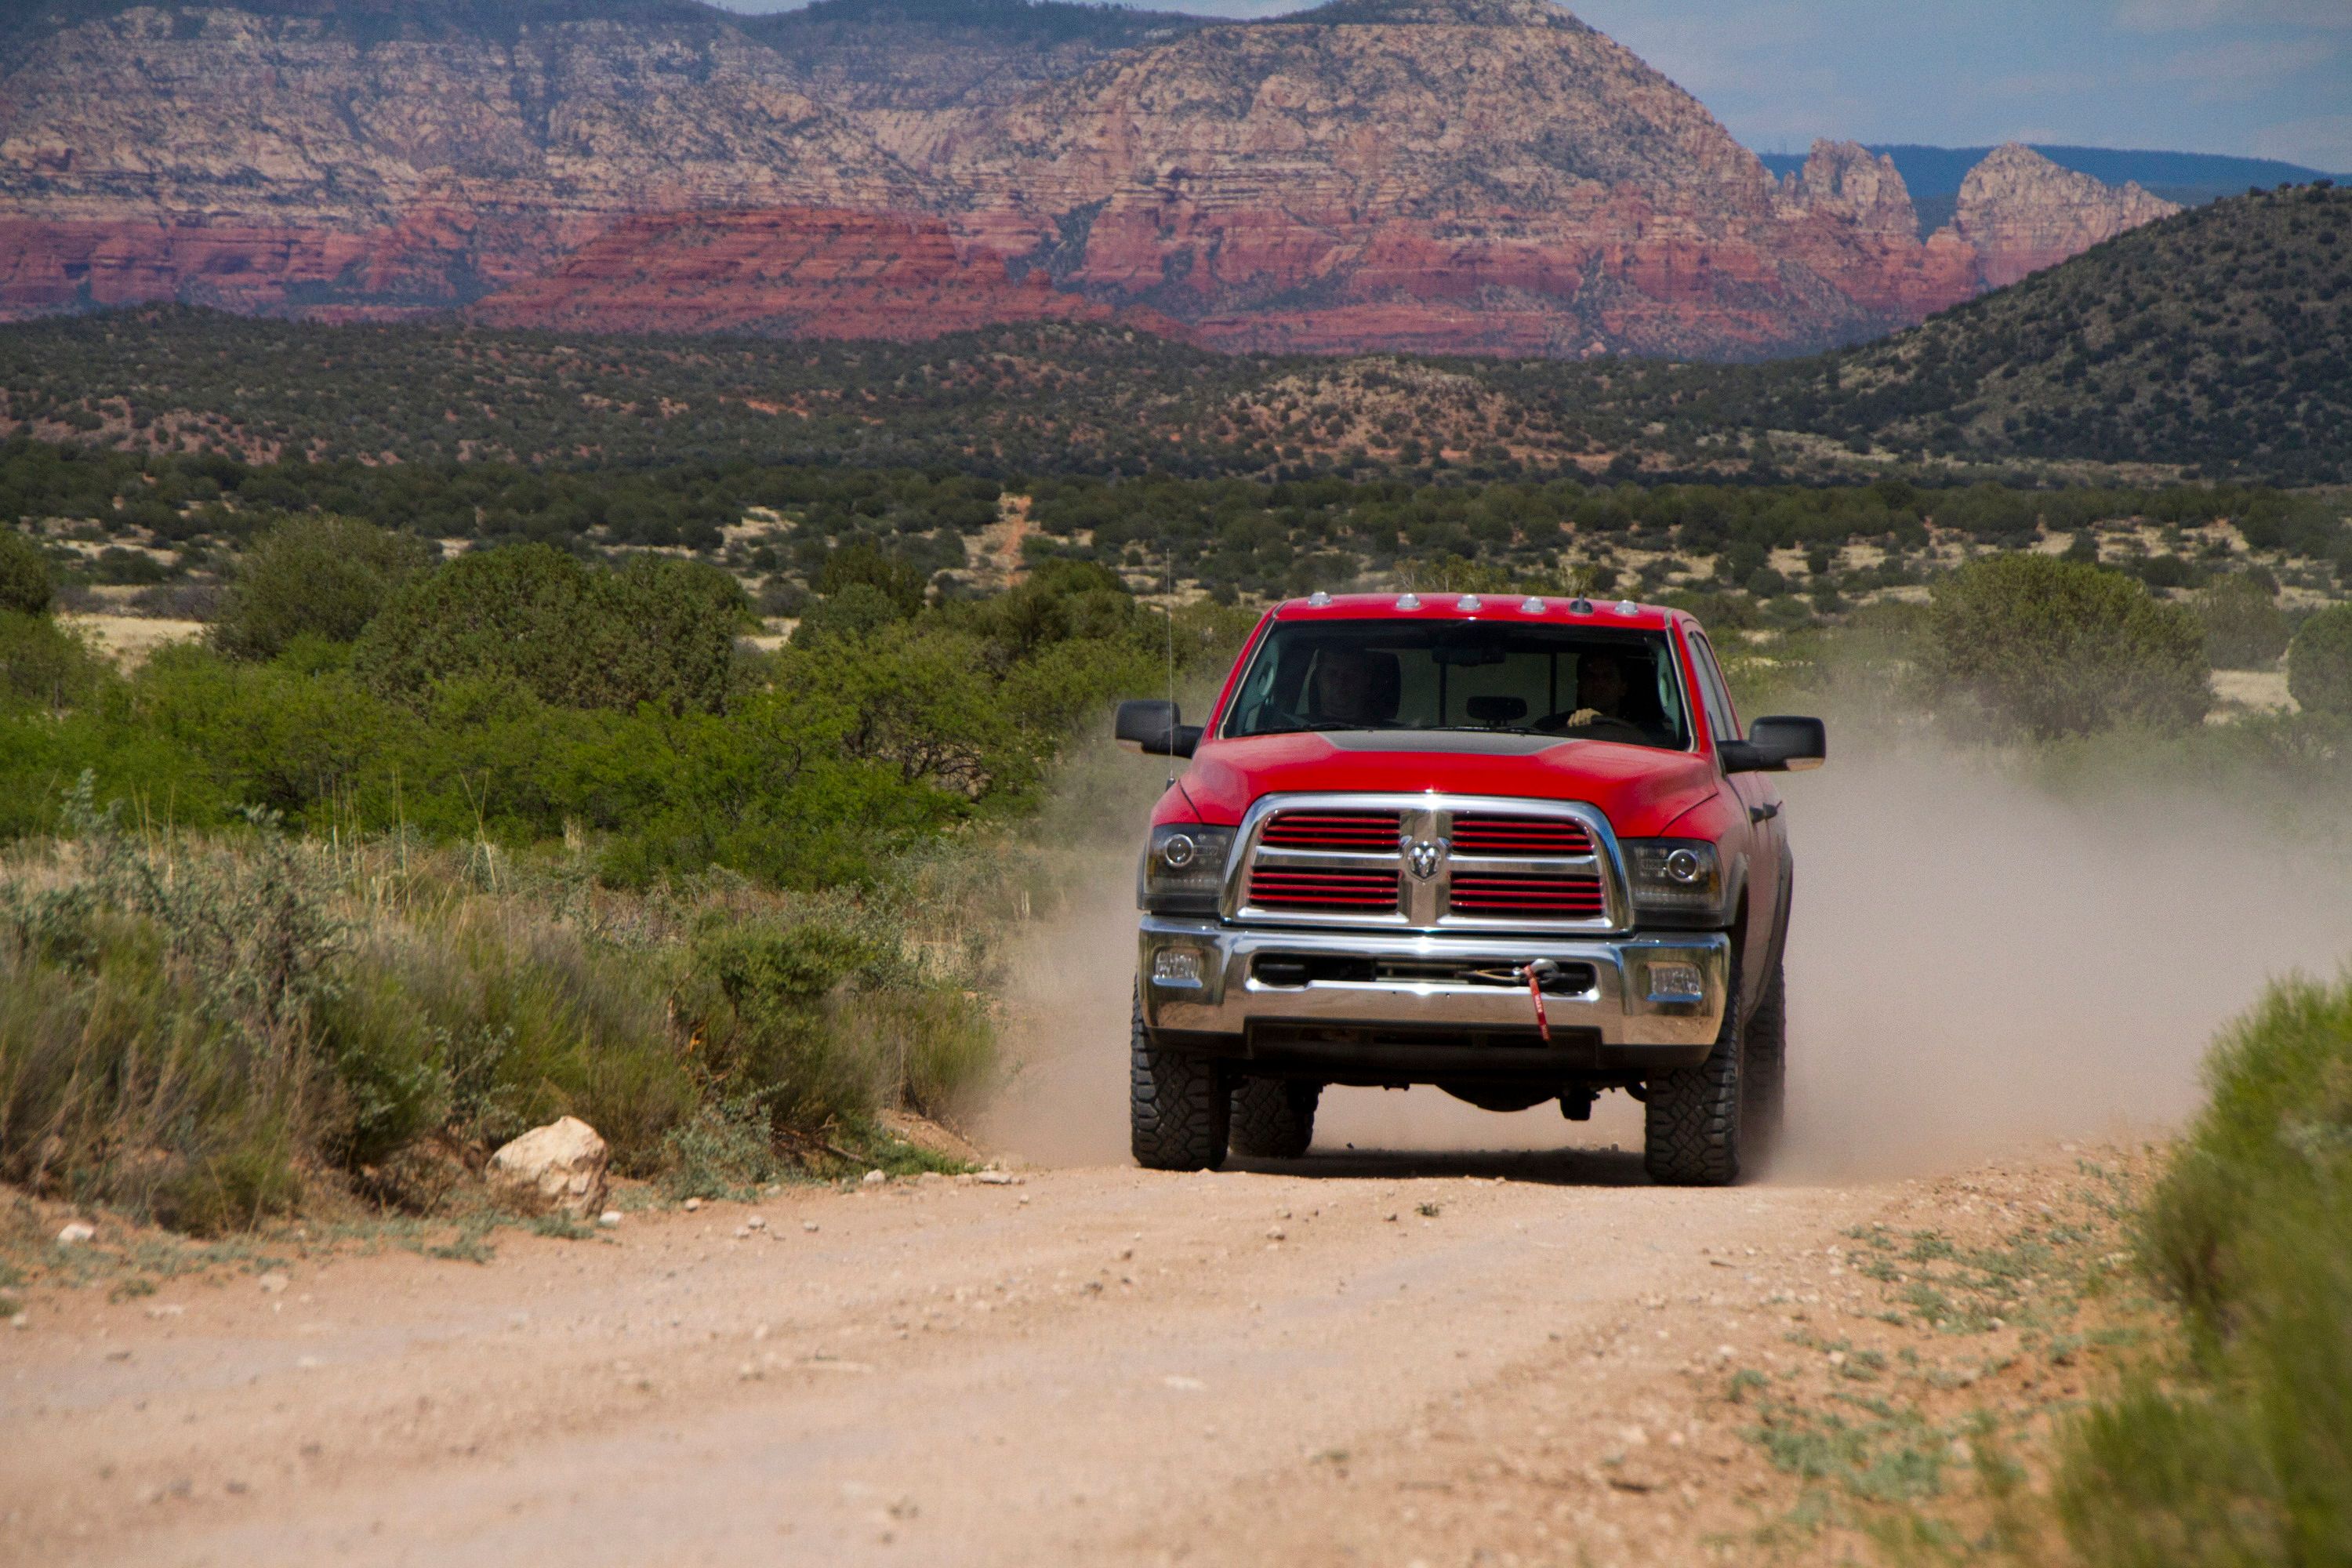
[4, 1119, 2075, 1568]
[16, 742, 2344, 1567]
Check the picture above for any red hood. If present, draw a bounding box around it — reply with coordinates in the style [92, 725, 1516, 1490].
[1164, 731, 1721, 838]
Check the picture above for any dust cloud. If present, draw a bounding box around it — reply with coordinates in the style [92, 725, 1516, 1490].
[980, 749, 2352, 1178]
[1778, 747, 2352, 1177]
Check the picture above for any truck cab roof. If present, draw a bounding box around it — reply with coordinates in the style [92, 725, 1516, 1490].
[1269, 592, 1682, 633]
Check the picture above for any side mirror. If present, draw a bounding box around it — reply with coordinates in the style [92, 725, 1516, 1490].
[1116, 699, 1201, 759]
[1721, 715, 1827, 774]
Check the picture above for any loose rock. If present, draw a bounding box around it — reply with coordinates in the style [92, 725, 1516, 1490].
[56, 1221, 96, 1246]
[488, 1116, 611, 1218]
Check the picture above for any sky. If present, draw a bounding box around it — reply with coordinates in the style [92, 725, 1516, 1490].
[719, 0, 2352, 170]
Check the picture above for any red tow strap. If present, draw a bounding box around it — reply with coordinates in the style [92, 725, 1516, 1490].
[1526, 966, 1552, 1044]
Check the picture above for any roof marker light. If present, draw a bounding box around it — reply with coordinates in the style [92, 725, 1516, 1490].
[1396, 593, 1422, 611]
[1615, 599, 1639, 616]
[1566, 597, 1595, 615]
[1521, 597, 1545, 614]
[1457, 594, 1483, 612]
[1307, 590, 1330, 607]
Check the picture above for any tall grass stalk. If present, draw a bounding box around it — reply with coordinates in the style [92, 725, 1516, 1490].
[0, 775, 1018, 1231]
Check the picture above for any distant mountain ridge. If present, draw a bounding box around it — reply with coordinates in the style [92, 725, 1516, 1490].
[1758, 143, 2340, 237]
[0, 0, 2221, 358]
[1740, 183, 2352, 484]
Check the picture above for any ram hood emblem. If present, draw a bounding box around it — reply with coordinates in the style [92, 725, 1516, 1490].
[1406, 837, 1449, 880]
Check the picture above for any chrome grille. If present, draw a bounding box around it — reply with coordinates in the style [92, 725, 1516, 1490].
[1258, 810, 1403, 851]
[1229, 793, 1628, 932]
[1450, 815, 1593, 856]
[1244, 867, 1402, 913]
[1447, 873, 1607, 920]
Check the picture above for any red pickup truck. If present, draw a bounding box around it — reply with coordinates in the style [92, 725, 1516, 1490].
[1116, 592, 1825, 1185]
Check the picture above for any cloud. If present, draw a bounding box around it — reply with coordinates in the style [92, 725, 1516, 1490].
[2151, 36, 2339, 99]
[2115, 0, 2352, 31]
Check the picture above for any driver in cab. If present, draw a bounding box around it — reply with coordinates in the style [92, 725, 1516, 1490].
[1557, 650, 1630, 731]
[1305, 647, 1399, 729]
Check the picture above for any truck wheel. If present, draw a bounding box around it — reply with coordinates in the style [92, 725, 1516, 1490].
[1230, 1078, 1319, 1160]
[1130, 989, 1230, 1171]
[1642, 957, 1747, 1186]
[1741, 954, 1788, 1168]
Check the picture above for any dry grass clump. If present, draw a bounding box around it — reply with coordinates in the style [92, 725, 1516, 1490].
[0, 775, 1014, 1232]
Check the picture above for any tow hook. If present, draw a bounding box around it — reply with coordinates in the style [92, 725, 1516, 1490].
[1524, 958, 1560, 1044]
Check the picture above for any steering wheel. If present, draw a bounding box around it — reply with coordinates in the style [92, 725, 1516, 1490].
[1537, 710, 1651, 744]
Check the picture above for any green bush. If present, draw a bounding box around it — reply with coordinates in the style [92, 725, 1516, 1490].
[211, 514, 434, 660]
[2287, 604, 2352, 717]
[0, 612, 111, 713]
[817, 543, 927, 615]
[1925, 554, 2209, 738]
[0, 529, 51, 617]
[2055, 971, 2352, 1566]
[2195, 573, 2292, 670]
[355, 544, 752, 716]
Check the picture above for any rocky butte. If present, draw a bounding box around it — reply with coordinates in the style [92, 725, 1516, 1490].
[0, 0, 2185, 358]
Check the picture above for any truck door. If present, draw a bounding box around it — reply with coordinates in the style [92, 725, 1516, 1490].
[1685, 628, 1785, 983]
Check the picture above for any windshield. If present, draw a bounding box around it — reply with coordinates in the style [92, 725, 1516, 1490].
[1221, 619, 1693, 751]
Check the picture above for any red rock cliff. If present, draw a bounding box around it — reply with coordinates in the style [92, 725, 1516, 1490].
[0, 0, 2189, 358]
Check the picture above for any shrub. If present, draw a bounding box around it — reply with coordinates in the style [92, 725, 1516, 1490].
[2056, 971, 2352, 1565]
[2287, 604, 2352, 717]
[211, 514, 434, 659]
[1925, 554, 2209, 737]
[790, 582, 906, 648]
[817, 543, 927, 615]
[2195, 573, 2292, 670]
[0, 612, 111, 712]
[354, 544, 752, 715]
[0, 529, 51, 617]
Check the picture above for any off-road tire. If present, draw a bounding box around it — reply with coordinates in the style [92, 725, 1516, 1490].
[1229, 1078, 1320, 1160]
[1642, 955, 1747, 1186]
[1130, 989, 1229, 1171]
[1740, 954, 1788, 1170]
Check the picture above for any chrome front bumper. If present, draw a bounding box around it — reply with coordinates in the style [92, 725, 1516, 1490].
[1138, 916, 1730, 1073]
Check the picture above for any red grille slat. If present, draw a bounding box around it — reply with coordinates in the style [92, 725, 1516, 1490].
[1447, 873, 1606, 920]
[1449, 815, 1594, 856]
[1247, 868, 1401, 912]
[1259, 811, 1403, 851]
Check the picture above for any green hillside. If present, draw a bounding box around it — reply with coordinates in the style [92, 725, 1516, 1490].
[1745, 183, 2352, 484]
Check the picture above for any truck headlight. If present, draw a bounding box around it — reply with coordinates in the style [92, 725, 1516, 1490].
[1622, 839, 1725, 925]
[1138, 825, 1235, 916]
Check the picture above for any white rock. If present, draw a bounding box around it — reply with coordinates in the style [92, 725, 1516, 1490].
[256, 1272, 290, 1294]
[683, 1197, 702, 1212]
[862, 1170, 887, 1186]
[56, 1221, 96, 1246]
[488, 1116, 610, 1218]
[802, 1221, 819, 1233]
[973, 1171, 1021, 1186]
[746, 1215, 767, 1230]
[597, 1210, 622, 1228]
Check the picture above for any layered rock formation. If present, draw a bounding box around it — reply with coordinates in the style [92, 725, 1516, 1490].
[1954, 143, 2183, 288]
[467, 207, 1130, 338]
[939, 0, 1971, 356]
[742, 0, 1211, 168]
[0, 0, 927, 314]
[0, 0, 2191, 357]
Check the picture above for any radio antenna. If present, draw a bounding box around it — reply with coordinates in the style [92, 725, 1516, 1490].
[1163, 539, 1177, 784]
